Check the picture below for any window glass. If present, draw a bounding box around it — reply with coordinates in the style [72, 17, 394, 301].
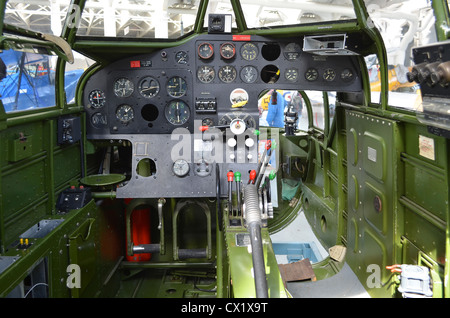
[240, 0, 356, 29]
[76, 0, 198, 39]
[258, 89, 307, 131]
[328, 91, 336, 128]
[364, 0, 436, 110]
[305, 90, 325, 130]
[65, 52, 95, 104]
[5, 0, 71, 35]
[0, 49, 57, 112]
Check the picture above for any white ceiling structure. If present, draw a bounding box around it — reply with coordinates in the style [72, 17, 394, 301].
[5, 0, 200, 38]
[3, 0, 437, 62]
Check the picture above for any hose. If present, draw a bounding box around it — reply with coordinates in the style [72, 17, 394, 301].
[244, 184, 269, 298]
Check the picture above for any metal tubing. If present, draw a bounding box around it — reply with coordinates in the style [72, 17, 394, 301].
[244, 184, 268, 298]
[248, 222, 268, 298]
[132, 244, 161, 254]
[255, 149, 272, 189]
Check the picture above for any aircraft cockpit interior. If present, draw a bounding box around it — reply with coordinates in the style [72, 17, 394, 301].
[0, 0, 449, 301]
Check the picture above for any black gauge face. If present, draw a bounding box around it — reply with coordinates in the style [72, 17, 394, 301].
[305, 68, 319, 81]
[341, 68, 354, 82]
[220, 42, 236, 59]
[240, 66, 258, 83]
[116, 104, 134, 123]
[241, 43, 258, 61]
[175, 51, 189, 64]
[165, 100, 190, 125]
[285, 68, 298, 82]
[323, 68, 336, 81]
[202, 118, 214, 127]
[197, 65, 215, 83]
[113, 77, 134, 97]
[91, 112, 108, 128]
[167, 76, 187, 97]
[88, 89, 106, 108]
[284, 42, 302, 60]
[218, 65, 237, 83]
[198, 42, 214, 59]
[138, 76, 160, 98]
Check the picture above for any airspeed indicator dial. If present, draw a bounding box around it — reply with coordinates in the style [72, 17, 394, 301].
[114, 78, 134, 97]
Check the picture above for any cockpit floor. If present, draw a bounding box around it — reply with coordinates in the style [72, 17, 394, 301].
[270, 211, 370, 298]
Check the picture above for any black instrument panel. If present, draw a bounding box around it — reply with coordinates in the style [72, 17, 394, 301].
[83, 34, 362, 138]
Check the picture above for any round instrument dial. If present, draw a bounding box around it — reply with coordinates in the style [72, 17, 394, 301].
[323, 68, 336, 81]
[240, 66, 258, 83]
[220, 42, 236, 59]
[202, 118, 214, 127]
[198, 42, 214, 59]
[172, 159, 190, 177]
[218, 65, 237, 83]
[341, 68, 354, 82]
[116, 104, 134, 123]
[88, 89, 106, 108]
[284, 42, 302, 60]
[91, 112, 108, 127]
[197, 65, 215, 83]
[285, 68, 298, 82]
[241, 43, 258, 61]
[175, 51, 189, 64]
[138, 76, 160, 98]
[165, 100, 190, 125]
[305, 68, 319, 81]
[167, 76, 187, 97]
[113, 77, 134, 97]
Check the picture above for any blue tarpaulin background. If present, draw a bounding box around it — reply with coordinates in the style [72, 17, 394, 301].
[0, 50, 82, 112]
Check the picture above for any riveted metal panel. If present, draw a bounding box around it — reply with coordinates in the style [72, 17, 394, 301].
[345, 110, 397, 296]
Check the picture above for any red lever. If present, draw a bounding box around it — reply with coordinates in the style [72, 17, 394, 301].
[199, 126, 209, 132]
[265, 140, 272, 150]
[227, 171, 234, 182]
[249, 170, 256, 183]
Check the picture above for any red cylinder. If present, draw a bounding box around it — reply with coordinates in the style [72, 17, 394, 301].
[125, 199, 152, 262]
